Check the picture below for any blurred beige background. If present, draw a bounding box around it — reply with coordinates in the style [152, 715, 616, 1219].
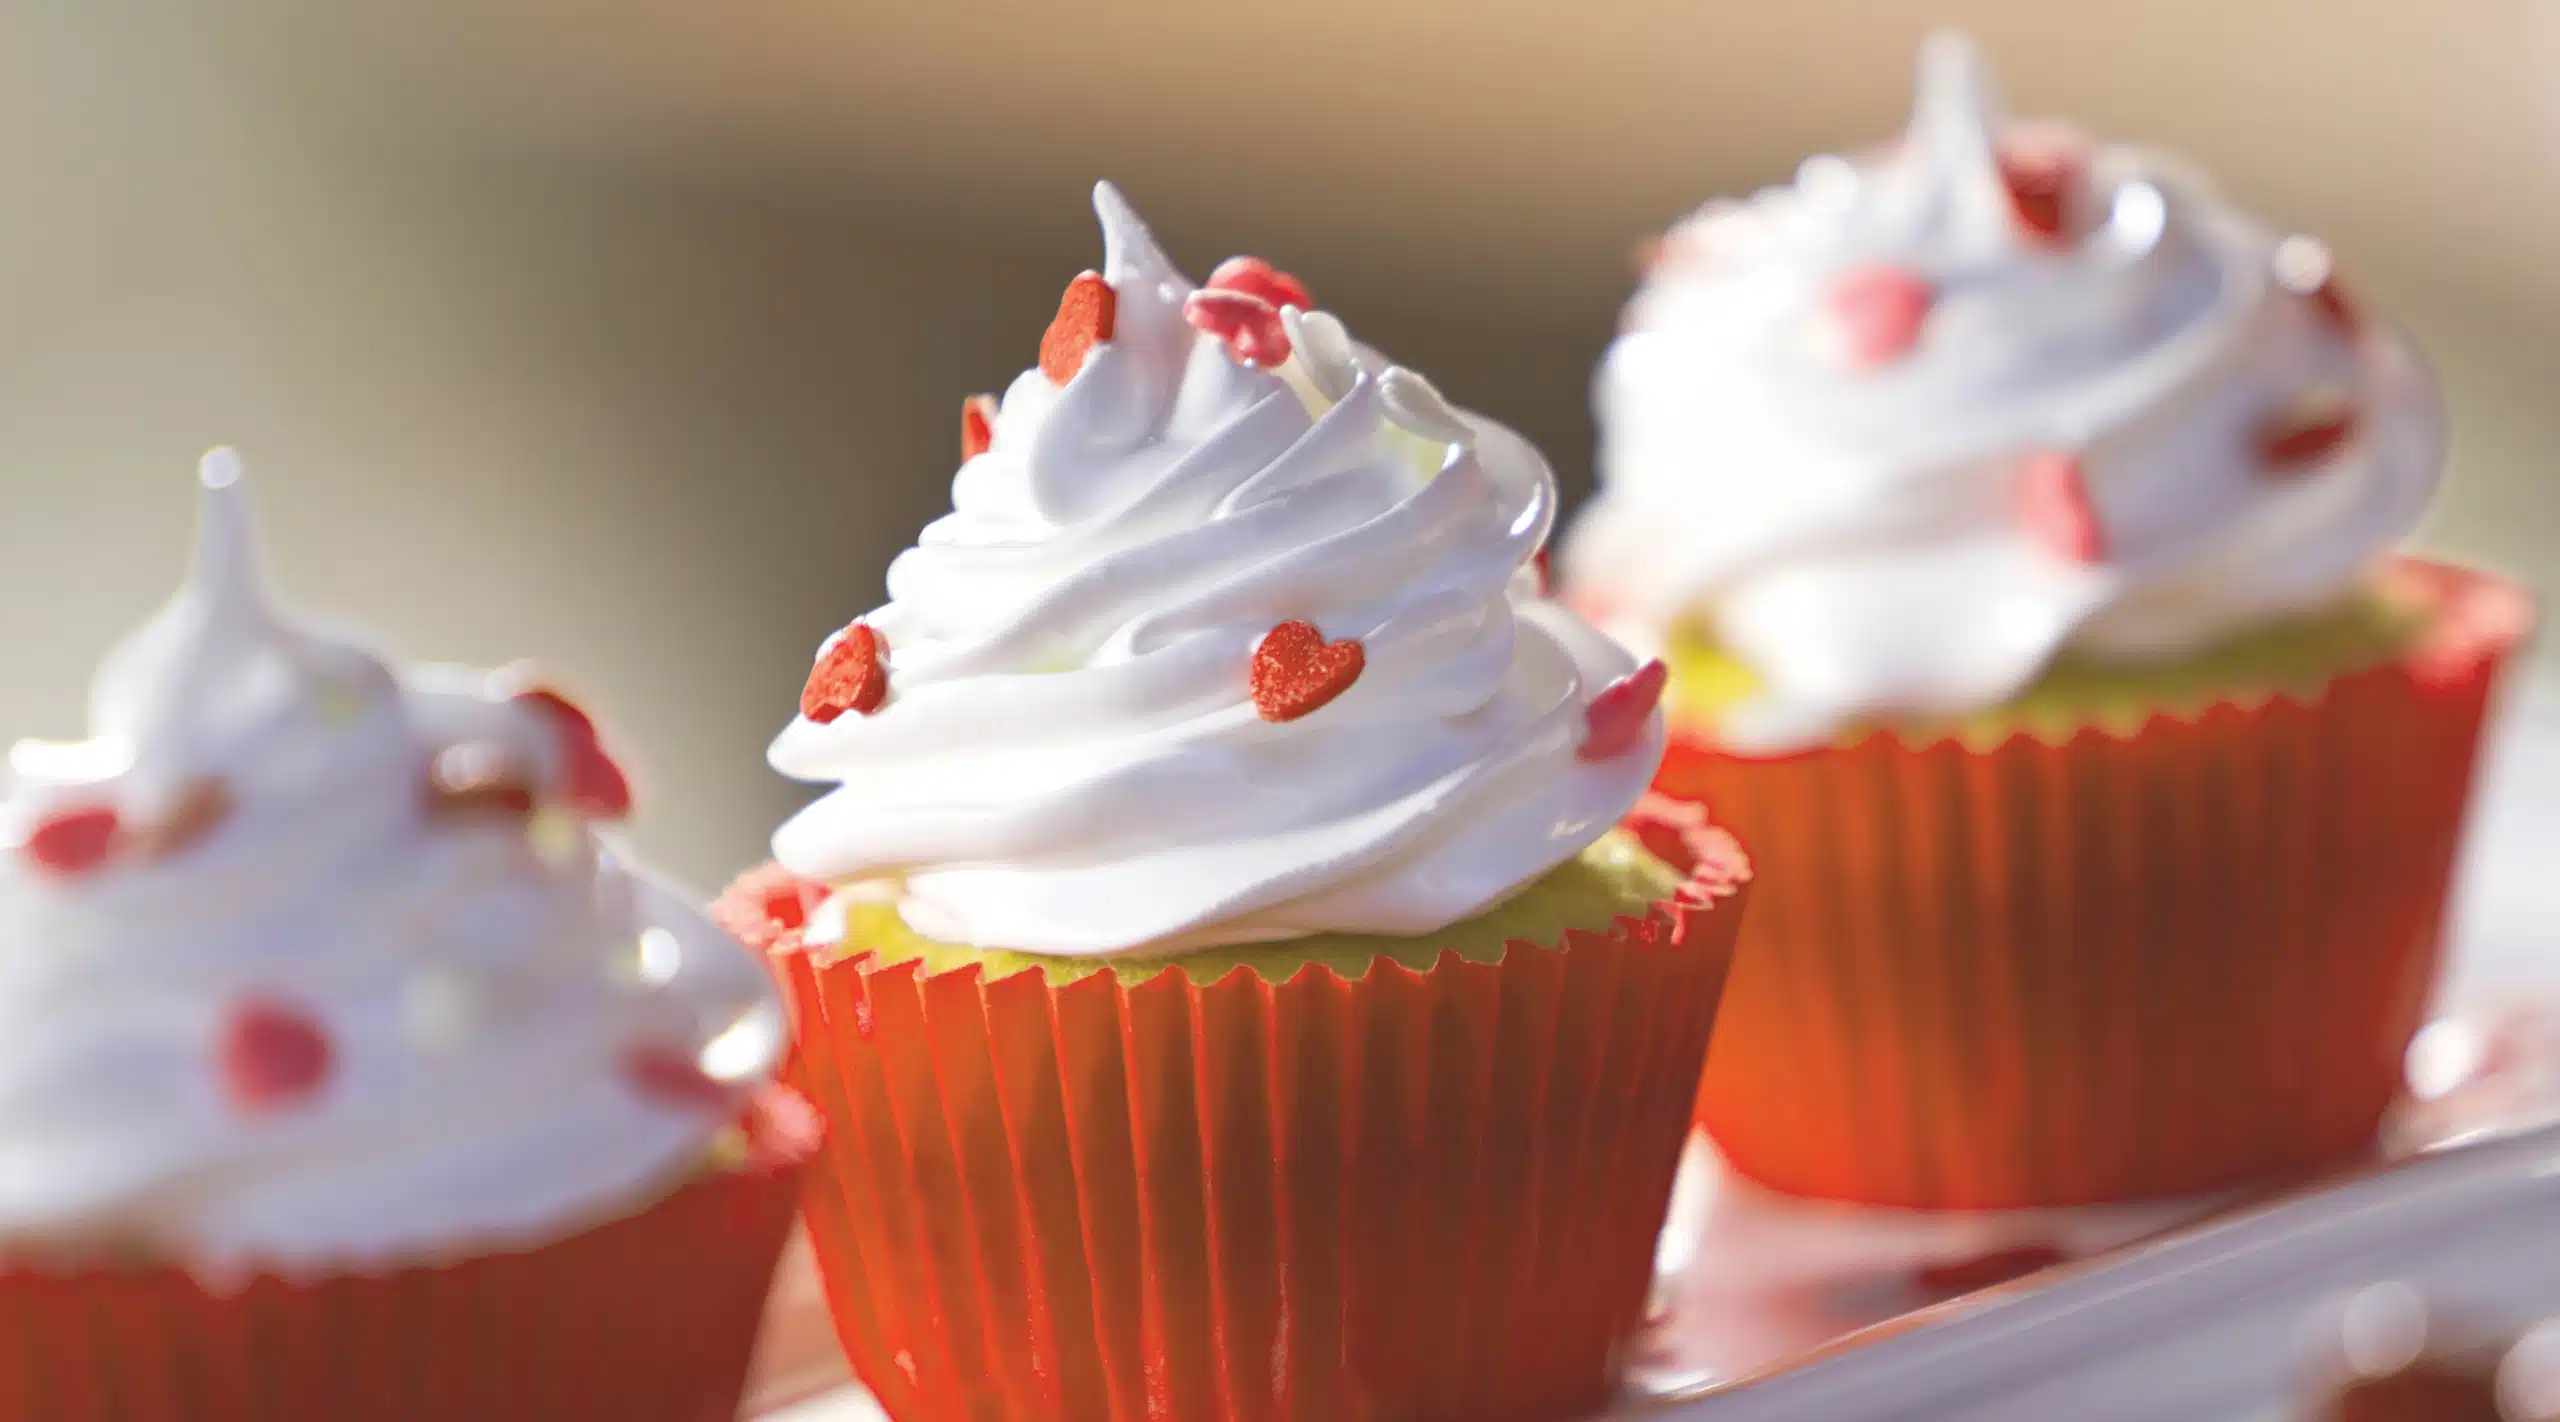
[3, 0, 2555, 887]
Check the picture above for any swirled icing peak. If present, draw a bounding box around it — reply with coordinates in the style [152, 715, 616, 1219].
[0, 452, 783, 1268]
[1565, 32, 2442, 749]
[769, 183, 1663, 958]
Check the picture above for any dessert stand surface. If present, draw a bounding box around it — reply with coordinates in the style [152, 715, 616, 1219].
[745, 681, 2560, 1421]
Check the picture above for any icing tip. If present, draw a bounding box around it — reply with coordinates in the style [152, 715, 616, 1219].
[188, 448, 271, 609]
[198, 447, 246, 492]
[1090, 179, 1172, 282]
[1911, 30, 2003, 145]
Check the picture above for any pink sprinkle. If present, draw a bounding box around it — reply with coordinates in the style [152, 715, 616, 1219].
[516, 687, 632, 818]
[511, 685, 596, 739]
[219, 1000, 334, 1112]
[1205, 256, 1312, 314]
[1997, 142, 2085, 243]
[2258, 395, 2360, 471]
[621, 1043, 736, 1112]
[1184, 289, 1293, 368]
[2019, 451, 2106, 564]
[1825, 266, 1935, 367]
[1578, 659, 1668, 763]
[21, 805, 121, 878]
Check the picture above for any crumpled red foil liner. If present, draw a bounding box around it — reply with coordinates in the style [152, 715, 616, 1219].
[0, 1086, 815, 1420]
[723, 813, 1750, 1422]
[1662, 559, 2532, 1209]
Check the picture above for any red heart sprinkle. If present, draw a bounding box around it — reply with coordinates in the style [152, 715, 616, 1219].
[801, 623, 888, 724]
[21, 805, 122, 877]
[555, 730, 632, 819]
[1826, 266, 1935, 367]
[2019, 450, 2106, 564]
[1205, 255, 1312, 313]
[513, 687, 631, 818]
[621, 1043, 737, 1112]
[1039, 271, 1117, 385]
[1911, 1243, 2069, 1296]
[2272, 235, 2358, 333]
[1578, 659, 1667, 763]
[1532, 547, 1553, 596]
[1998, 143, 2085, 242]
[960, 394, 998, 461]
[2259, 396, 2360, 470]
[511, 686, 594, 739]
[1184, 289, 1293, 368]
[1250, 620, 1364, 722]
[218, 999, 333, 1112]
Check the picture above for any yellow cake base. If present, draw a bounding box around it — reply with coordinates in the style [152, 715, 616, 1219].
[815, 829, 1684, 985]
[1663, 585, 2426, 747]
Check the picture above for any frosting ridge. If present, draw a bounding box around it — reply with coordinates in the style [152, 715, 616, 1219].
[0, 452, 783, 1267]
[1566, 32, 2442, 748]
[770, 184, 1661, 957]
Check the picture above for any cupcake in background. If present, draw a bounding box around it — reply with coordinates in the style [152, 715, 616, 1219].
[1566, 34, 2530, 1207]
[0, 452, 809, 1419]
[723, 183, 1749, 1422]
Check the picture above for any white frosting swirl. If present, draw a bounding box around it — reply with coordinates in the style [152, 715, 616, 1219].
[1565, 33, 2442, 749]
[769, 183, 1658, 958]
[0, 452, 783, 1269]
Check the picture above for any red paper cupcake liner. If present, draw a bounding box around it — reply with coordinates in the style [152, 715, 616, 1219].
[725, 818, 1750, 1422]
[1662, 559, 2532, 1209]
[0, 1086, 816, 1421]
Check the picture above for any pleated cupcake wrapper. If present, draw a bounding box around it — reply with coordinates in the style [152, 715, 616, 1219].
[1663, 560, 2532, 1209]
[736, 821, 1750, 1422]
[0, 1086, 816, 1421]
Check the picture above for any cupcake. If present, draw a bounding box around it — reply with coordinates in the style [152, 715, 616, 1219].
[720, 183, 1750, 1422]
[1564, 34, 2531, 1207]
[0, 452, 810, 1418]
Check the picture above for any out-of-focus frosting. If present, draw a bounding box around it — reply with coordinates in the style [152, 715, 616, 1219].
[0, 452, 783, 1269]
[1566, 32, 2443, 749]
[769, 183, 1660, 958]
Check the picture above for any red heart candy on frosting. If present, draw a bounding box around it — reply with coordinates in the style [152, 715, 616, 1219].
[2258, 392, 2360, 471]
[516, 687, 631, 819]
[2273, 236, 2359, 334]
[219, 999, 333, 1112]
[802, 623, 889, 724]
[1205, 256, 1312, 314]
[2019, 450, 2107, 564]
[621, 1043, 737, 1112]
[1826, 266, 1935, 367]
[960, 394, 998, 461]
[1039, 271, 1117, 385]
[20, 805, 122, 877]
[1998, 141, 2085, 243]
[1250, 620, 1364, 722]
[1578, 659, 1667, 763]
[1185, 289, 1293, 368]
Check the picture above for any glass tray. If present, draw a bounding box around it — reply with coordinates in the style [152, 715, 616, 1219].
[742, 999, 2560, 1420]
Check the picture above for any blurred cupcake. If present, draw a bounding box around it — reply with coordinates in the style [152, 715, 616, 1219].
[720, 183, 1750, 1421]
[0, 453, 808, 1419]
[1565, 34, 2531, 1207]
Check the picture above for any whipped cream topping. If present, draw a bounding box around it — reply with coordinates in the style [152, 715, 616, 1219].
[0, 453, 783, 1269]
[1565, 32, 2443, 749]
[769, 183, 1660, 958]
